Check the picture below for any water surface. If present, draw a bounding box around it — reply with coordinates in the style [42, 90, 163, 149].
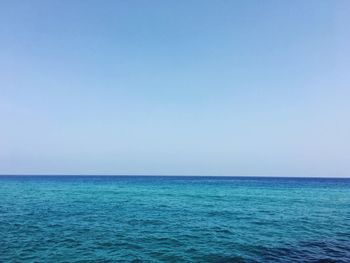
[1, 176, 349, 262]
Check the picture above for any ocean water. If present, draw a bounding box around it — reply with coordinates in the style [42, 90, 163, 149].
[0, 176, 349, 263]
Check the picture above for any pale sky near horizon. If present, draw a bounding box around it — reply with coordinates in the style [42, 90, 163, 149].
[1, 0, 349, 176]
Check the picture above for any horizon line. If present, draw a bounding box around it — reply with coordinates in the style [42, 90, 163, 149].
[0, 174, 349, 179]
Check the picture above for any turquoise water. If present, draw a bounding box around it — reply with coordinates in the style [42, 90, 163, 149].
[0, 176, 349, 262]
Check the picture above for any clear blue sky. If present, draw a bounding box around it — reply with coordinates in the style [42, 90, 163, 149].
[1, 0, 349, 176]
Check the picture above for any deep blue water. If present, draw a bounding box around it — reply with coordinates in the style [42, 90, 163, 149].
[0, 176, 349, 262]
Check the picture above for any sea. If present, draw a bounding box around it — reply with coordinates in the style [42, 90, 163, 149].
[0, 176, 349, 262]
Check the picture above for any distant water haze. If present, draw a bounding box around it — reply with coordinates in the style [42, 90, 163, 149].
[1, 0, 349, 177]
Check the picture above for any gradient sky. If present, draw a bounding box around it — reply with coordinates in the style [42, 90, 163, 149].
[1, 0, 349, 176]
